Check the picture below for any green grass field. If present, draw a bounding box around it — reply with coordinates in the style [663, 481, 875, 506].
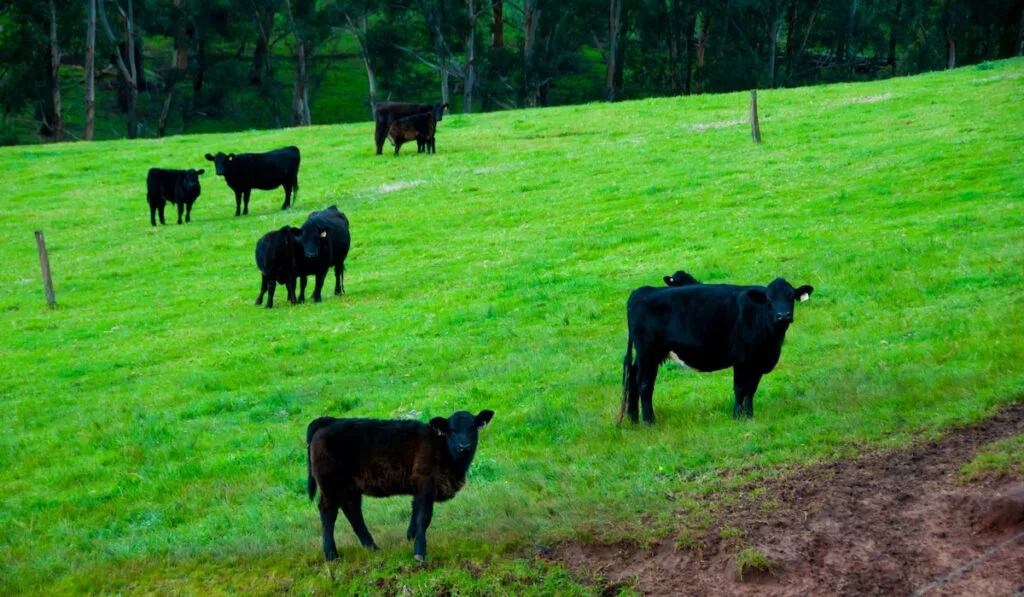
[1, 59, 1022, 595]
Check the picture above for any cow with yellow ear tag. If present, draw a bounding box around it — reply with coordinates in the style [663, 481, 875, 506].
[294, 206, 351, 304]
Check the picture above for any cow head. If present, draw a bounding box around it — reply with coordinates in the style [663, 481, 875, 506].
[664, 270, 701, 287]
[433, 102, 450, 122]
[429, 410, 495, 467]
[179, 169, 205, 196]
[298, 215, 330, 259]
[744, 278, 814, 329]
[204, 152, 234, 176]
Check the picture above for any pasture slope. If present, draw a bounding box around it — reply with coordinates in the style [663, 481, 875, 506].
[0, 59, 1022, 596]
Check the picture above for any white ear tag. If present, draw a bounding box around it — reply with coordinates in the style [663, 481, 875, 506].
[799, 293, 809, 302]
[320, 230, 327, 238]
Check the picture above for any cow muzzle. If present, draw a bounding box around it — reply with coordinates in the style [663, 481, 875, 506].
[774, 312, 793, 325]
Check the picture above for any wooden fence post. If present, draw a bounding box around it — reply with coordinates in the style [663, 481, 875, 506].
[35, 231, 56, 308]
[750, 89, 762, 143]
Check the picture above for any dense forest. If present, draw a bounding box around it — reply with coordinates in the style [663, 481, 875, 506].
[1, 0, 1022, 144]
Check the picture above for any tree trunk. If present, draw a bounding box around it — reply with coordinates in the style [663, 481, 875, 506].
[464, 0, 476, 113]
[668, 0, 680, 94]
[1018, 8, 1024, 56]
[784, 0, 797, 84]
[695, 13, 709, 94]
[85, 0, 96, 140]
[250, 6, 275, 85]
[605, 0, 623, 101]
[49, 0, 63, 142]
[194, 36, 206, 98]
[769, 2, 781, 88]
[157, 86, 175, 137]
[945, 26, 956, 68]
[681, 9, 695, 95]
[284, 0, 311, 126]
[522, 0, 541, 107]
[846, 0, 858, 80]
[492, 0, 503, 48]
[174, 0, 189, 70]
[99, 0, 140, 138]
[887, 0, 902, 67]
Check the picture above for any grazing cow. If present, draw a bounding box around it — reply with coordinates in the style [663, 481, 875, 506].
[306, 410, 495, 562]
[295, 205, 351, 303]
[146, 168, 205, 226]
[621, 276, 814, 424]
[387, 112, 437, 156]
[374, 102, 448, 155]
[204, 146, 300, 216]
[254, 226, 306, 308]
[663, 270, 702, 287]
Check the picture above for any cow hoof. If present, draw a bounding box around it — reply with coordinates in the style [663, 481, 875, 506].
[324, 549, 338, 561]
[414, 554, 425, 564]
[255, 300, 262, 306]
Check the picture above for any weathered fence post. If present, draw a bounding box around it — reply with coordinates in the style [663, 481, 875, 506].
[750, 90, 762, 143]
[34, 231, 56, 308]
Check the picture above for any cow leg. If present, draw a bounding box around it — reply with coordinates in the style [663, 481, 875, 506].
[149, 203, 158, 227]
[298, 276, 307, 303]
[256, 275, 267, 305]
[334, 266, 343, 296]
[406, 498, 419, 541]
[158, 203, 166, 225]
[733, 368, 762, 419]
[265, 280, 277, 309]
[312, 272, 327, 303]
[637, 355, 660, 425]
[243, 190, 251, 215]
[412, 484, 436, 562]
[176, 202, 184, 225]
[282, 185, 291, 211]
[339, 492, 379, 550]
[318, 497, 340, 561]
[286, 277, 298, 304]
[375, 122, 387, 155]
[394, 139, 404, 156]
[234, 190, 242, 216]
[185, 201, 193, 223]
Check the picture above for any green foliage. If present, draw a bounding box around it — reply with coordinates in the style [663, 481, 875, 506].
[960, 435, 1024, 483]
[0, 59, 1021, 595]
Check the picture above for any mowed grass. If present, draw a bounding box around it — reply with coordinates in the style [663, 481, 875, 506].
[1, 60, 1022, 595]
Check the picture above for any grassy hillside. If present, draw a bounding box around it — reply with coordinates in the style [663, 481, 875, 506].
[0, 59, 1022, 595]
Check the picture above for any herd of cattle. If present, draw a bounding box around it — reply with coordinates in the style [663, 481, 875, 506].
[141, 100, 816, 563]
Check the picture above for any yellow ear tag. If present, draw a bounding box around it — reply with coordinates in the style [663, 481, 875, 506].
[228, 156, 233, 161]
[320, 231, 327, 238]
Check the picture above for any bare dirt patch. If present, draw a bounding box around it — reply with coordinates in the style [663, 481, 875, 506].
[549, 403, 1024, 596]
[843, 93, 894, 104]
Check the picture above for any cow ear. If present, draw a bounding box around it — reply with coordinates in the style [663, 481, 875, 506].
[663, 276, 674, 285]
[196, 169, 205, 175]
[475, 410, 495, 429]
[795, 285, 814, 302]
[204, 154, 214, 161]
[290, 227, 302, 238]
[443, 103, 450, 111]
[745, 289, 769, 304]
[429, 417, 450, 436]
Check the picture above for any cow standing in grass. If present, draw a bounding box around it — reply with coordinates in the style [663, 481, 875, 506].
[374, 102, 447, 155]
[146, 168, 205, 226]
[254, 226, 305, 308]
[621, 276, 814, 423]
[387, 112, 437, 156]
[295, 206, 351, 303]
[306, 410, 495, 562]
[204, 146, 300, 216]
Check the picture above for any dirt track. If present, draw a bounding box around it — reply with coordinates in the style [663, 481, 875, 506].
[551, 403, 1024, 596]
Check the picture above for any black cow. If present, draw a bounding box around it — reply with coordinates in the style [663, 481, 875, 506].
[295, 206, 351, 303]
[374, 102, 448, 155]
[663, 270, 702, 287]
[204, 146, 300, 216]
[146, 168, 205, 226]
[387, 112, 437, 156]
[254, 226, 306, 309]
[621, 276, 814, 424]
[307, 410, 495, 562]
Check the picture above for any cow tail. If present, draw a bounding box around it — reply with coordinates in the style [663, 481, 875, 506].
[619, 333, 636, 424]
[307, 441, 317, 501]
